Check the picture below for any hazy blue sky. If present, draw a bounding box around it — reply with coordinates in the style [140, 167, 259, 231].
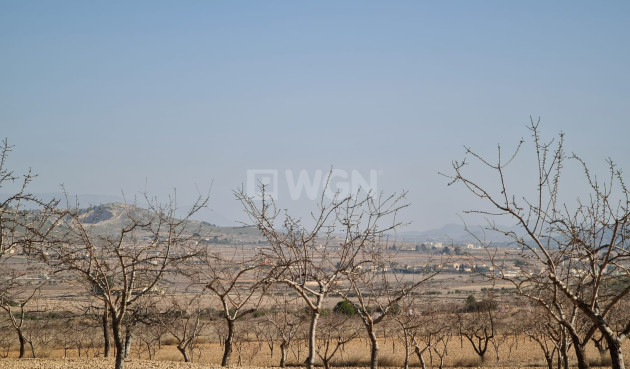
[2, 1, 629, 230]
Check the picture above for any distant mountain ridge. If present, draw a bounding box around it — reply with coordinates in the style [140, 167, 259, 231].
[73, 204, 521, 244]
[398, 223, 524, 244]
[4, 193, 528, 244]
[70, 202, 261, 241]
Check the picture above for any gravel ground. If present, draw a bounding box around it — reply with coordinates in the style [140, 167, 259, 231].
[0, 358, 225, 369]
[0, 359, 384, 369]
[0, 359, 555, 369]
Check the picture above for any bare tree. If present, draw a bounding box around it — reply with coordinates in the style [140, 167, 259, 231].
[0, 138, 62, 359]
[397, 299, 454, 369]
[0, 138, 60, 261]
[0, 283, 41, 358]
[133, 310, 166, 360]
[38, 192, 207, 369]
[237, 178, 408, 369]
[481, 295, 521, 363]
[524, 303, 568, 369]
[159, 294, 206, 362]
[0, 317, 12, 357]
[121, 297, 168, 361]
[266, 290, 305, 367]
[424, 328, 451, 369]
[394, 295, 417, 369]
[340, 256, 435, 369]
[77, 294, 114, 357]
[315, 311, 358, 369]
[446, 120, 630, 369]
[457, 296, 497, 364]
[68, 315, 101, 358]
[202, 249, 266, 366]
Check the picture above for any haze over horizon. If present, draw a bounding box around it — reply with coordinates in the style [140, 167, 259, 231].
[2, 1, 629, 231]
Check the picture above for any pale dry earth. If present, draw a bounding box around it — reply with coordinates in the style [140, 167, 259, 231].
[0, 359, 553, 369]
[1, 337, 626, 369]
[0, 358, 217, 369]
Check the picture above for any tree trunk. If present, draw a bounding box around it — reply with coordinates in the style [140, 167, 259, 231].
[559, 331, 569, 369]
[17, 330, 26, 358]
[402, 333, 410, 369]
[178, 345, 190, 362]
[572, 342, 589, 369]
[29, 340, 36, 358]
[592, 335, 608, 364]
[368, 328, 379, 369]
[545, 354, 553, 369]
[221, 318, 235, 366]
[414, 347, 427, 369]
[103, 306, 111, 357]
[124, 328, 132, 359]
[280, 341, 288, 368]
[438, 354, 445, 369]
[306, 310, 320, 369]
[606, 336, 625, 369]
[322, 358, 330, 369]
[146, 342, 153, 360]
[112, 320, 126, 369]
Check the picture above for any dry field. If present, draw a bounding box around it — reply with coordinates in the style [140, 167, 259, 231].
[2, 244, 627, 369]
[0, 358, 556, 369]
[1, 336, 627, 369]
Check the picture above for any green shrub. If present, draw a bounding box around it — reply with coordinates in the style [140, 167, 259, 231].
[333, 300, 356, 316]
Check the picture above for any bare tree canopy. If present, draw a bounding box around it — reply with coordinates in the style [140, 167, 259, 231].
[236, 174, 409, 369]
[0, 138, 60, 260]
[34, 192, 208, 369]
[446, 119, 630, 369]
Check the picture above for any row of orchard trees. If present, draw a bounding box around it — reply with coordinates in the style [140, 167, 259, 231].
[0, 138, 431, 369]
[1, 277, 628, 369]
[2, 119, 630, 369]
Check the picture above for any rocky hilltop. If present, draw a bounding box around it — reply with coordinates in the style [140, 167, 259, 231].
[70, 202, 262, 244]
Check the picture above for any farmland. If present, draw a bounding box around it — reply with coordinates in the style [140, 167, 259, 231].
[1, 333, 627, 368]
[2, 238, 628, 369]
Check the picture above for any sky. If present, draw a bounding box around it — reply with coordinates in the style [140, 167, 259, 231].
[2, 1, 629, 230]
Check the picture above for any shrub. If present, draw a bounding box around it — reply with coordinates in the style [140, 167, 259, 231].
[333, 300, 356, 316]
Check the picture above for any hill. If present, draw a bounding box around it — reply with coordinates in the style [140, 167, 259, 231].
[69, 202, 263, 244]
